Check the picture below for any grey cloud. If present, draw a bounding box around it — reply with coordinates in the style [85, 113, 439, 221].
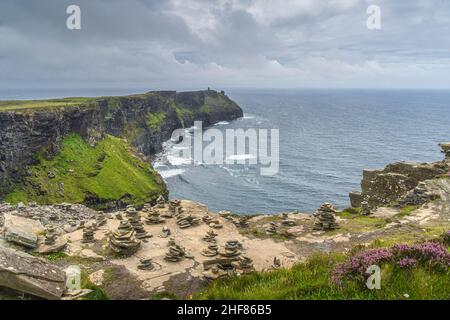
[0, 0, 450, 89]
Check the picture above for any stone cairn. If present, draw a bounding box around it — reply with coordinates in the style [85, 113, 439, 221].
[265, 222, 278, 234]
[156, 195, 166, 208]
[115, 213, 123, 221]
[138, 258, 155, 271]
[118, 220, 132, 233]
[219, 240, 242, 258]
[44, 225, 57, 245]
[145, 208, 165, 225]
[96, 211, 107, 227]
[126, 206, 151, 239]
[236, 255, 255, 273]
[401, 182, 434, 206]
[201, 244, 219, 257]
[202, 215, 213, 224]
[202, 230, 218, 243]
[360, 200, 371, 215]
[219, 210, 233, 221]
[164, 238, 187, 262]
[82, 226, 95, 243]
[281, 213, 296, 227]
[176, 214, 201, 229]
[234, 216, 250, 228]
[439, 142, 450, 159]
[273, 257, 281, 269]
[209, 219, 223, 229]
[313, 203, 339, 231]
[109, 226, 141, 256]
[160, 226, 171, 238]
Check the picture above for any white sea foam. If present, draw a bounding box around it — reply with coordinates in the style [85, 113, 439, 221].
[159, 169, 186, 178]
[227, 154, 256, 161]
[214, 121, 230, 125]
[167, 155, 192, 166]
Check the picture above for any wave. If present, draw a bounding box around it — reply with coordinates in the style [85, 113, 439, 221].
[167, 155, 192, 166]
[159, 168, 186, 179]
[227, 154, 256, 161]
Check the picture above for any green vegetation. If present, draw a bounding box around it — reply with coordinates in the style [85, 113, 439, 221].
[396, 205, 420, 218]
[81, 270, 110, 300]
[146, 112, 167, 132]
[5, 134, 166, 209]
[198, 249, 450, 300]
[0, 97, 97, 111]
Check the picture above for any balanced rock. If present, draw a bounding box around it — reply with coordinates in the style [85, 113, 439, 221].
[201, 244, 219, 257]
[202, 230, 218, 243]
[164, 239, 186, 262]
[145, 209, 165, 225]
[44, 225, 57, 245]
[95, 211, 107, 227]
[209, 220, 223, 229]
[439, 142, 450, 159]
[360, 200, 371, 215]
[265, 222, 278, 234]
[138, 258, 155, 271]
[273, 257, 281, 269]
[156, 195, 166, 208]
[236, 255, 255, 273]
[281, 213, 296, 226]
[176, 214, 201, 229]
[118, 220, 132, 233]
[109, 228, 141, 256]
[81, 226, 95, 244]
[313, 203, 339, 231]
[160, 226, 171, 238]
[234, 216, 250, 228]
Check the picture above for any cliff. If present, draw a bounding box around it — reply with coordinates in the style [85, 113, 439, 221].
[0, 90, 243, 207]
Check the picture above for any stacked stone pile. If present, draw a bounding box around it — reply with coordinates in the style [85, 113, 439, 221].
[202, 230, 218, 243]
[44, 225, 57, 245]
[313, 203, 339, 231]
[138, 258, 155, 271]
[81, 226, 95, 243]
[176, 214, 201, 229]
[265, 222, 277, 234]
[145, 209, 165, 225]
[281, 213, 296, 226]
[164, 239, 187, 262]
[201, 244, 219, 257]
[109, 227, 141, 255]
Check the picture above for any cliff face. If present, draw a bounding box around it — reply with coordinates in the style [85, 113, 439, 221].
[349, 147, 450, 208]
[0, 90, 243, 199]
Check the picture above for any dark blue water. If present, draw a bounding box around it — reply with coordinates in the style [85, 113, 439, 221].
[2, 88, 450, 214]
[156, 89, 450, 214]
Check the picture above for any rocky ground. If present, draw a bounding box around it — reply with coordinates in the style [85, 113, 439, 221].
[1, 175, 449, 300]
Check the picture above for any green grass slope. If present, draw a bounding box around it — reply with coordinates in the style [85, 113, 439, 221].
[5, 134, 166, 209]
[198, 244, 450, 300]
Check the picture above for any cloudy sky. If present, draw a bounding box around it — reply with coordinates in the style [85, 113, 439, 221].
[1, 0, 450, 90]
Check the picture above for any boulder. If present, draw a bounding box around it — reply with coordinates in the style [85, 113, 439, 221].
[3, 214, 44, 249]
[0, 246, 66, 300]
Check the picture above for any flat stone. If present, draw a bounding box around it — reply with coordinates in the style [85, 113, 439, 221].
[3, 214, 44, 248]
[0, 246, 66, 300]
[36, 237, 68, 254]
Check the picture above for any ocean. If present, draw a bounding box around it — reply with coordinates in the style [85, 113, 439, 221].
[155, 89, 450, 214]
[2, 88, 450, 214]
